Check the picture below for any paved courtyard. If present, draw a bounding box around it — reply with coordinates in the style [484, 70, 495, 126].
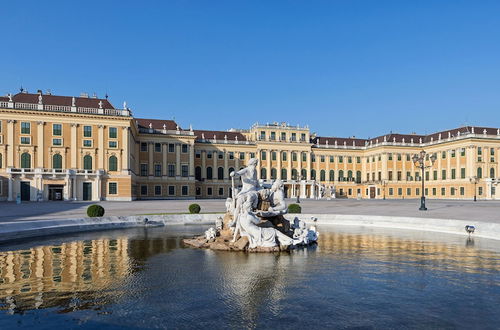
[1, 198, 499, 224]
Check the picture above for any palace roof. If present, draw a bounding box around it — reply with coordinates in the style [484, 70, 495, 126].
[11, 92, 115, 109]
[135, 118, 180, 131]
[194, 130, 247, 142]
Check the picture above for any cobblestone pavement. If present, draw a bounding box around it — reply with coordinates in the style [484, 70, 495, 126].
[0, 198, 499, 223]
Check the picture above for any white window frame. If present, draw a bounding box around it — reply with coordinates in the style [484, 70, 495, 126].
[52, 138, 63, 146]
[52, 123, 63, 136]
[109, 141, 118, 149]
[83, 139, 93, 148]
[108, 182, 118, 195]
[20, 136, 31, 145]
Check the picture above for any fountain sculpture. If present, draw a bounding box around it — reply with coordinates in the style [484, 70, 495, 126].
[183, 158, 319, 252]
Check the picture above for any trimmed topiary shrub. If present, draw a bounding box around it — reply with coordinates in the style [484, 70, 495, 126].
[87, 204, 105, 217]
[288, 203, 302, 214]
[189, 203, 201, 214]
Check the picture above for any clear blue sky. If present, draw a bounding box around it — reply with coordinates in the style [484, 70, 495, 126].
[1, 0, 499, 138]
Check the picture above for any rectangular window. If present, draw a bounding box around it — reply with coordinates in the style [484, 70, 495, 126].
[425, 171, 429, 181]
[281, 132, 286, 141]
[239, 152, 245, 160]
[320, 155, 325, 162]
[433, 171, 438, 180]
[461, 168, 466, 179]
[52, 138, 62, 146]
[218, 152, 223, 159]
[442, 170, 446, 180]
[406, 171, 411, 180]
[406, 188, 411, 196]
[397, 171, 402, 181]
[109, 127, 117, 139]
[451, 149, 456, 157]
[397, 154, 401, 161]
[432, 188, 437, 196]
[301, 133, 306, 141]
[229, 152, 234, 160]
[388, 171, 393, 181]
[302, 153, 307, 162]
[196, 151, 201, 158]
[356, 157, 361, 163]
[388, 153, 393, 161]
[140, 185, 148, 195]
[155, 185, 162, 196]
[398, 188, 402, 196]
[478, 187, 483, 195]
[339, 156, 343, 163]
[109, 141, 118, 148]
[141, 142, 148, 152]
[207, 187, 213, 196]
[155, 143, 161, 152]
[416, 188, 420, 196]
[283, 152, 287, 161]
[389, 188, 393, 195]
[250, 152, 255, 159]
[168, 144, 175, 152]
[108, 182, 117, 195]
[451, 169, 456, 179]
[291, 133, 296, 141]
[168, 186, 175, 195]
[329, 156, 334, 163]
[425, 188, 428, 196]
[83, 140, 92, 147]
[260, 131, 266, 140]
[168, 164, 175, 177]
[441, 187, 445, 196]
[272, 152, 277, 161]
[182, 144, 188, 153]
[218, 187, 224, 196]
[311, 154, 316, 162]
[460, 187, 465, 195]
[292, 153, 297, 161]
[53, 124, 62, 136]
[140, 164, 148, 176]
[406, 154, 410, 161]
[181, 165, 189, 177]
[478, 147, 482, 155]
[182, 186, 188, 196]
[155, 164, 162, 177]
[451, 187, 455, 196]
[84, 125, 92, 137]
[261, 151, 267, 160]
[270, 132, 276, 140]
[207, 152, 212, 159]
[441, 151, 446, 159]
[20, 136, 31, 145]
[461, 148, 465, 156]
[348, 157, 352, 163]
[378, 172, 381, 181]
[21, 122, 30, 134]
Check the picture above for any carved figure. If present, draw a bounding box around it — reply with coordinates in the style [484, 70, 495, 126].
[205, 227, 217, 241]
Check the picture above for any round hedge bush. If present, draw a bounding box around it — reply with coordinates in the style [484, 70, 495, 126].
[87, 204, 105, 217]
[189, 203, 201, 214]
[288, 203, 302, 214]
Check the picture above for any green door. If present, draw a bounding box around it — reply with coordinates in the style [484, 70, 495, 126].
[20, 182, 30, 201]
[83, 182, 92, 201]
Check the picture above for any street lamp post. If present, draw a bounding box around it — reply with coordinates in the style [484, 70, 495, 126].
[470, 176, 479, 202]
[296, 174, 302, 203]
[412, 150, 437, 211]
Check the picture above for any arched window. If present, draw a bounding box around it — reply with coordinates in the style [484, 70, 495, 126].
[229, 167, 235, 177]
[356, 171, 362, 183]
[301, 169, 307, 179]
[0, 153, 2, 168]
[320, 170, 326, 181]
[53, 154, 62, 169]
[207, 166, 213, 179]
[195, 166, 202, 181]
[270, 168, 277, 180]
[477, 167, 482, 179]
[217, 167, 224, 180]
[311, 169, 316, 180]
[291, 169, 297, 180]
[21, 152, 31, 169]
[339, 170, 344, 181]
[329, 170, 335, 181]
[261, 168, 267, 179]
[108, 155, 118, 171]
[347, 170, 353, 181]
[490, 168, 495, 179]
[83, 155, 92, 170]
[281, 169, 287, 180]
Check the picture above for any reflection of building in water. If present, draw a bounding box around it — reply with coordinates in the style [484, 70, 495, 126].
[319, 231, 500, 274]
[0, 238, 130, 312]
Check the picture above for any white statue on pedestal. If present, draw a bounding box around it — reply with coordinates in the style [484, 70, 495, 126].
[240, 201, 293, 249]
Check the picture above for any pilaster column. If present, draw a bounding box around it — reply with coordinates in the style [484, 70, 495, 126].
[288, 151, 292, 181]
[98, 125, 104, 169]
[306, 152, 311, 180]
[297, 151, 302, 178]
[277, 151, 282, 180]
[6, 120, 15, 167]
[212, 151, 217, 179]
[148, 142, 154, 176]
[71, 124, 78, 169]
[447, 151, 451, 180]
[315, 153, 320, 181]
[256, 149, 261, 179]
[189, 143, 195, 177]
[223, 149, 228, 179]
[267, 149, 271, 180]
[466, 146, 475, 178]
[162, 143, 168, 176]
[176, 143, 181, 176]
[201, 150, 206, 179]
[122, 127, 129, 171]
[381, 153, 388, 180]
[37, 121, 45, 168]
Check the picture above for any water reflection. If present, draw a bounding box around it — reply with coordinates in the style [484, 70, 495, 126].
[0, 226, 499, 328]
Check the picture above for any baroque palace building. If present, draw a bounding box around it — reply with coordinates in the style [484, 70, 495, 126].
[1, 90, 500, 201]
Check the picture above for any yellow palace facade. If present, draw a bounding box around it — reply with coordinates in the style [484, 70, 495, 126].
[1, 90, 499, 201]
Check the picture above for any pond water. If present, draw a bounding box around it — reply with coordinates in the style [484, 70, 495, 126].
[0, 225, 499, 329]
